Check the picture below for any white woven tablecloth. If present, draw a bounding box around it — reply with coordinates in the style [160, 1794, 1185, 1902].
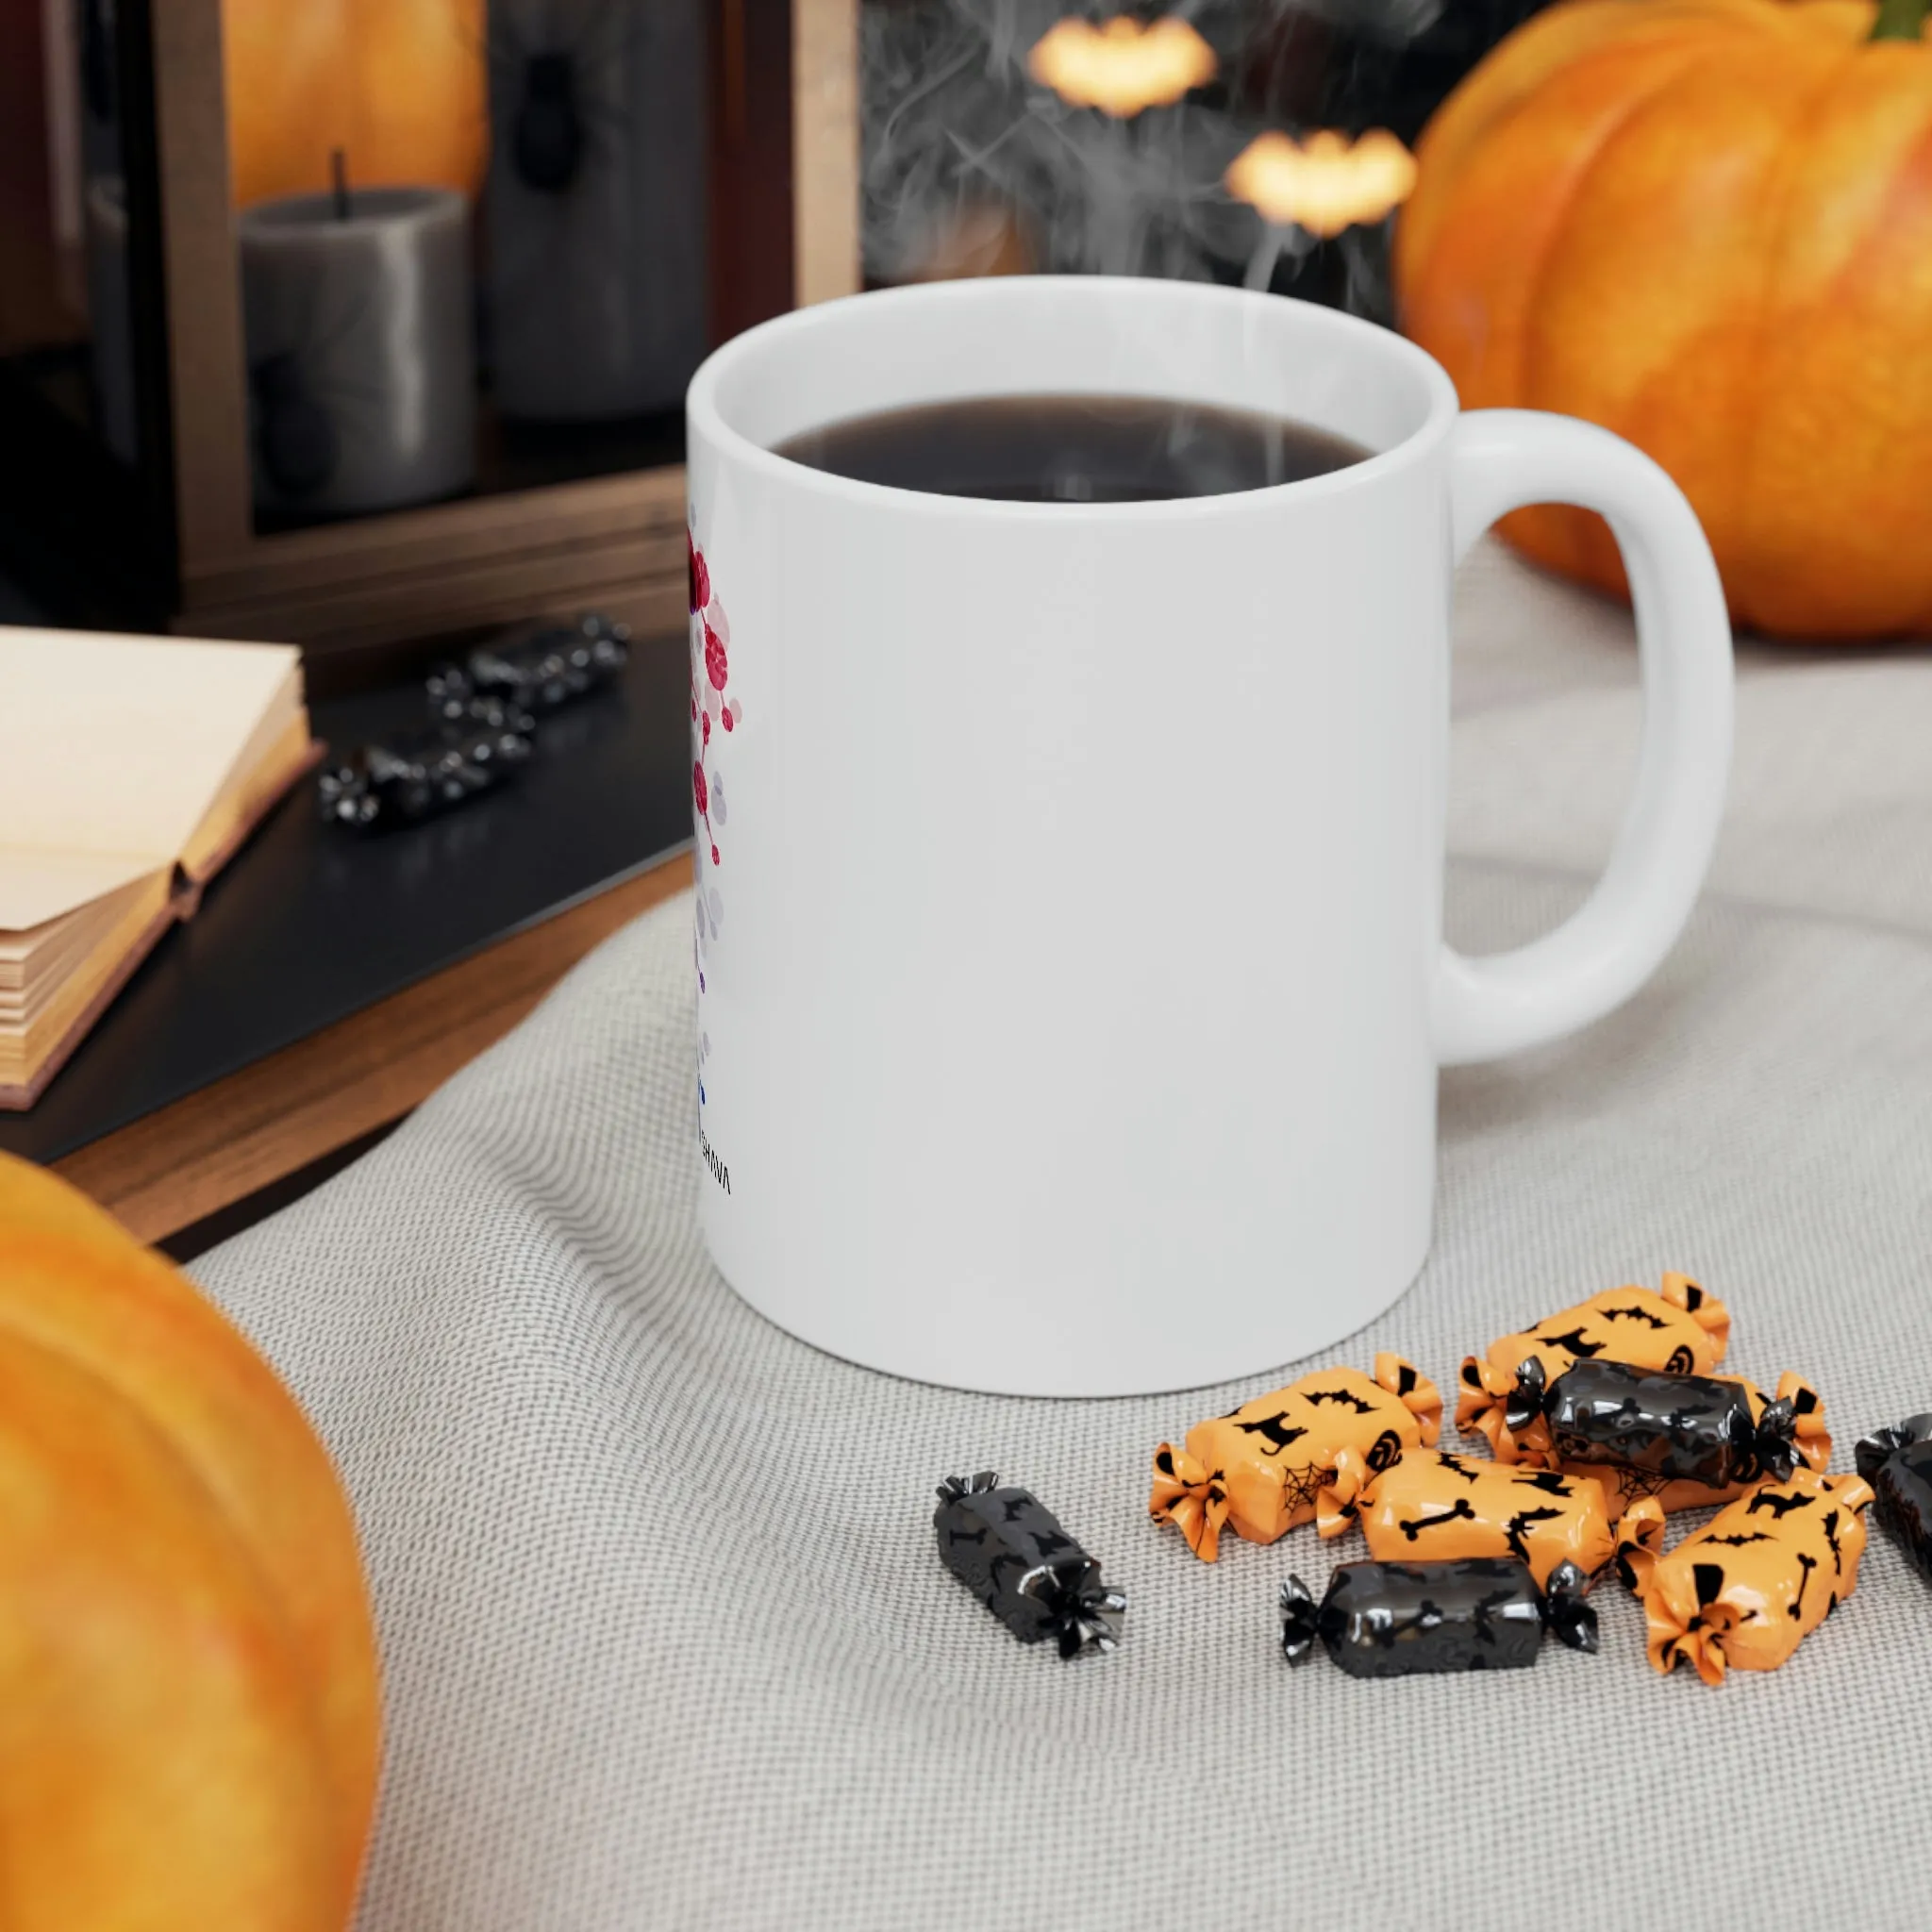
[194, 541, 1932, 1932]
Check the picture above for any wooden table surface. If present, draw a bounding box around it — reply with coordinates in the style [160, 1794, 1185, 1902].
[55, 854, 691, 1248]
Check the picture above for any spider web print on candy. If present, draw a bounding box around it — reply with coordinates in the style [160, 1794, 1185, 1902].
[689, 524, 741, 1104]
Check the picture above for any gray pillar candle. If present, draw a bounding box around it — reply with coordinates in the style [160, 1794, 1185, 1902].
[485, 0, 708, 422]
[239, 186, 477, 518]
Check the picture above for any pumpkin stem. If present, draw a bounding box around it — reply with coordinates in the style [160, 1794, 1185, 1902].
[1871, 0, 1927, 41]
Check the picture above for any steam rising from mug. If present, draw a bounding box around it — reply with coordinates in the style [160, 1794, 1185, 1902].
[861, 0, 1441, 292]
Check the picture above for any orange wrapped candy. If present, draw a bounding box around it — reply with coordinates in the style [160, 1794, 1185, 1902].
[1538, 1369, 1830, 1522]
[1318, 1447, 1617, 1587]
[1457, 1272, 1730, 1462]
[1617, 1468, 1874, 1686]
[1149, 1355, 1441, 1562]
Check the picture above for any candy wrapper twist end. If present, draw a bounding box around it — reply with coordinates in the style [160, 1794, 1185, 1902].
[1149, 1444, 1230, 1562]
[1457, 1356, 1535, 1462]
[1854, 1412, 1932, 1584]
[1539, 1559, 1598, 1653]
[1374, 1353, 1444, 1447]
[1315, 1443, 1372, 1540]
[1503, 1355, 1548, 1437]
[936, 1471, 1000, 1506]
[1613, 1497, 1669, 1593]
[1854, 1412, 1932, 1482]
[1737, 1393, 1799, 1484]
[1019, 1562, 1128, 1659]
[1662, 1271, 1731, 1355]
[1857, 1427, 1912, 1482]
[1279, 1575, 1319, 1665]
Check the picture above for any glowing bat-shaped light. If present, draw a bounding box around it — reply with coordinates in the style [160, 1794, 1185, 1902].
[1026, 16, 1218, 119]
[1224, 128, 1418, 238]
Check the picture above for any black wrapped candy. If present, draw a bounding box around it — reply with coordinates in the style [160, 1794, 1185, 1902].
[1856, 1413, 1932, 1583]
[1279, 1557, 1596, 1677]
[933, 1472, 1125, 1658]
[428, 612, 629, 723]
[1505, 1356, 1799, 1489]
[318, 714, 533, 830]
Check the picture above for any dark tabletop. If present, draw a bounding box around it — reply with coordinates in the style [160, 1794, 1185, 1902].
[0, 633, 693, 1165]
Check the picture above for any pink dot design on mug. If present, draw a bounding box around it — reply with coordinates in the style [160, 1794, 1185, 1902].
[690, 524, 739, 1050]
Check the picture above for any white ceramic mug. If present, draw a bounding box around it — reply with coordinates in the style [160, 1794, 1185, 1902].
[684, 276, 1732, 1397]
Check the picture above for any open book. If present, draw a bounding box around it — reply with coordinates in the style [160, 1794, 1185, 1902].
[0, 627, 318, 1109]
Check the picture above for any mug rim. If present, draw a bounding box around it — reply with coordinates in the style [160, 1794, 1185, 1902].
[686, 275, 1460, 522]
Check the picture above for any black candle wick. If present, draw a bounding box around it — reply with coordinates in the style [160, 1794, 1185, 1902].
[331, 148, 352, 221]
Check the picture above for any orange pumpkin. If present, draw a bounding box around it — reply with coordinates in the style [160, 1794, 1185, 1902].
[1395, 0, 1932, 640]
[223, 0, 489, 208]
[0, 1154, 379, 1930]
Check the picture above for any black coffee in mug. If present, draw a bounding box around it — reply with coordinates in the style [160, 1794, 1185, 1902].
[773, 393, 1370, 503]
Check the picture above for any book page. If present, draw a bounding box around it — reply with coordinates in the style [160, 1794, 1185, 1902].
[0, 876, 167, 1022]
[0, 869, 174, 1073]
[0, 873, 157, 985]
[178, 708, 315, 883]
[0, 627, 303, 931]
[0, 850, 168, 934]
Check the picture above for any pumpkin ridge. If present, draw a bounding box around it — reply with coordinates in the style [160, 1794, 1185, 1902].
[1722, 41, 1871, 629]
[1402, 3, 1730, 289]
[0, 1312, 365, 1913]
[1514, 30, 1731, 417]
[1741, 55, 1932, 632]
[0, 1209, 378, 1910]
[1401, 0, 1649, 277]
[1510, 26, 1812, 592]
[1861, 106, 1932, 634]
[0, 1324, 346, 1928]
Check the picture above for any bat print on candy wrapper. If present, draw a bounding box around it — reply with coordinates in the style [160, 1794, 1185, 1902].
[1232, 1414, 1309, 1458]
[1532, 1327, 1608, 1359]
[1303, 1387, 1377, 1416]
[1503, 1507, 1567, 1565]
[1596, 1303, 1671, 1331]
[1512, 1470, 1574, 1498]
[1821, 1507, 1845, 1574]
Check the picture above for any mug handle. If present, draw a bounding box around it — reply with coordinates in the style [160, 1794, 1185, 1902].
[1434, 408, 1735, 1067]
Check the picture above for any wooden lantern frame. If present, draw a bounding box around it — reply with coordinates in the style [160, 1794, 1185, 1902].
[148, 0, 858, 679]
